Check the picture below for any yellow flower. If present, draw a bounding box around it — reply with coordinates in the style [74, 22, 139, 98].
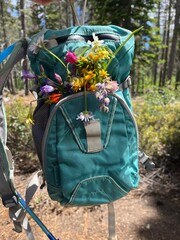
[84, 75, 92, 81]
[100, 49, 110, 59]
[80, 57, 88, 62]
[26, 117, 34, 125]
[99, 69, 109, 78]
[84, 71, 96, 82]
[26, 102, 34, 125]
[72, 78, 84, 92]
[87, 70, 95, 76]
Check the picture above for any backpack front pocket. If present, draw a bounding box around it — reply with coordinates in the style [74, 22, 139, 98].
[67, 175, 129, 206]
[42, 91, 139, 206]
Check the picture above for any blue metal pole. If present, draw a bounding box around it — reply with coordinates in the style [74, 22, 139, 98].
[16, 192, 59, 240]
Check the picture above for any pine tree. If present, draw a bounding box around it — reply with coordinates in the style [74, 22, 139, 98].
[168, 0, 180, 83]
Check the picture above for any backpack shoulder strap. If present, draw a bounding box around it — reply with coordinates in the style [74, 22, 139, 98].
[0, 39, 29, 145]
[0, 38, 58, 240]
[0, 38, 37, 239]
[0, 39, 28, 94]
[0, 43, 16, 63]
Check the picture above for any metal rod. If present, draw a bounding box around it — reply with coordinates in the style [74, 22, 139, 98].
[16, 192, 59, 240]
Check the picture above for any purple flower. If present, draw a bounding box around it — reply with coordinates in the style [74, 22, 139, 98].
[65, 50, 78, 64]
[76, 111, 94, 124]
[65, 83, 73, 93]
[96, 82, 105, 90]
[95, 83, 111, 112]
[21, 70, 36, 80]
[40, 84, 55, 93]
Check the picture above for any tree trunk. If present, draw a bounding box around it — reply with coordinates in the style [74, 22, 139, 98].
[159, 2, 168, 87]
[161, 0, 172, 85]
[175, 38, 180, 89]
[121, 0, 132, 29]
[0, 1, 8, 48]
[153, 62, 158, 85]
[153, 2, 161, 85]
[0, 1, 11, 90]
[168, 0, 180, 82]
[20, 0, 29, 95]
[175, 67, 180, 90]
[159, 22, 167, 87]
[20, 0, 26, 38]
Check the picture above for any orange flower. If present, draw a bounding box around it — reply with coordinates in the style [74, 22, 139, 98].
[87, 84, 97, 91]
[81, 68, 87, 75]
[46, 93, 62, 104]
[93, 55, 100, 61]
[88, 52, 93, 58]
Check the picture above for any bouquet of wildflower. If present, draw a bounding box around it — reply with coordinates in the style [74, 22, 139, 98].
[64, 33, 120, 122]
[27, 27, 142, 124]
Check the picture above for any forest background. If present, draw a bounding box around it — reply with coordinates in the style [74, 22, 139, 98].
[0, 0, 180, 199]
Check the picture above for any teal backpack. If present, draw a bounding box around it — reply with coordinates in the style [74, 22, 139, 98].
[0, 24, 154, 240]
[29, 25, 139, 206]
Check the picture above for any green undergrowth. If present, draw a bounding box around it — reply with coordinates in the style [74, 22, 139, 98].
[5, 97, 39, 173]
[133, 89, 180, 170]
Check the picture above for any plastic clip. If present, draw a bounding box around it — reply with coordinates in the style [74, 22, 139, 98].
[139, 150, 155, 171]
[2, 194, 18, 208]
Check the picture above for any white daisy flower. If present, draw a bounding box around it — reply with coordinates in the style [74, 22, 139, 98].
[76, 111, 94, 124]
[87, 33, 104, 48]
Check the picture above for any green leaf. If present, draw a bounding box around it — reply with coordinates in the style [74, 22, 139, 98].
[75, 46, 90, 57]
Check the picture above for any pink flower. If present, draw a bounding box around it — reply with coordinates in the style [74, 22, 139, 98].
[104, 97, 110, 106]
[110, 81, 119, 92]
[106, 80, 119, 93]
[65, 50, 78, 64]
[54, 73, 63, 84]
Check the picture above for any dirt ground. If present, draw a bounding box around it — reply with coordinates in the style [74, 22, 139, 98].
[0, 169, 179, 240]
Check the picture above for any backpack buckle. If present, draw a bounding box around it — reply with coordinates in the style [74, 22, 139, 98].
[119, 76, 131, 91]
[138, 150, 155, 171]
[2, 194, 18, 208]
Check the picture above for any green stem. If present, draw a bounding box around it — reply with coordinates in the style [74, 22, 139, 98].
[84, 85, 87, 112]
[105, 26, 143, 70]
[43, 46, 68, 72]
[80, 46, 90, 57]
